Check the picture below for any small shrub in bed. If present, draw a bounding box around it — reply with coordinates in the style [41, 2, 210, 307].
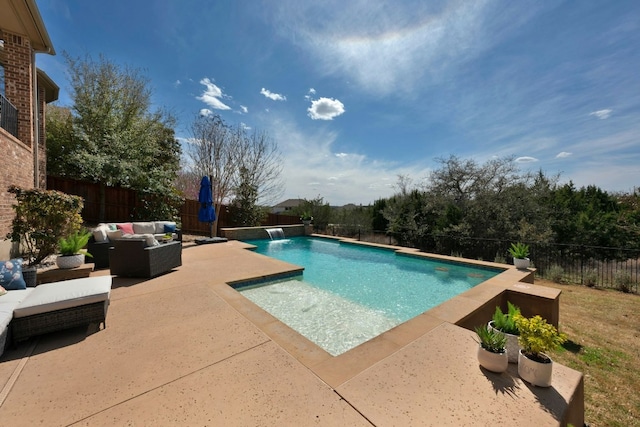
[614, 270, 634, 293]
[548, 264, 564, 283]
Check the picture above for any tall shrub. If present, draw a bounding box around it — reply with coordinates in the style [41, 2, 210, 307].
[7, 186, 84, 266]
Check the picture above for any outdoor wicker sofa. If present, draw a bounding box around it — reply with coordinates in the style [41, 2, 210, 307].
[109, 239, 182, 278]
[88, 221, 182, 269]
[1, 276, 112, 356]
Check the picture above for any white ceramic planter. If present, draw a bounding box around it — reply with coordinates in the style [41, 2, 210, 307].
[488, 321, 520, 363]
[513, 257, 530, 269]
[518, 349, 553, 387]
[56, 253, 85, 269]
[477, 345, 508, 373]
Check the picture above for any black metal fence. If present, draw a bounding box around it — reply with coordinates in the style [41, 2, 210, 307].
[320, 227, 640, 293]
[0, 93, 18, 137]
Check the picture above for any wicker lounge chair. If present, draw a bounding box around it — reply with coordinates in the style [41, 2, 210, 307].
[10, 275, 112, 346]
[109, 239, 182, 278]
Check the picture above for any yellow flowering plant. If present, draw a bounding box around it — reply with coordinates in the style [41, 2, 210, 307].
[513, 314, 566, 363]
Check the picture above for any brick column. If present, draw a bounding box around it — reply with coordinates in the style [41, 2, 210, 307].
[2, 30, 34, 148]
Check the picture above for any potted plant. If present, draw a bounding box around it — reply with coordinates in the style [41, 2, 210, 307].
[513, 314, 567, 387]
[508, 242, 530, 269]
[474, 324, 508, 373]
[300, 212, 313, 226]
[56, 230, 93, 269]
[7, 186, 84, 285]
[488, 301, 521, 363]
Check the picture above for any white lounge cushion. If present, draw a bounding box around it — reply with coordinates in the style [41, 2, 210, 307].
[0, 289, 34, 330]
[13, 276, 112, 318]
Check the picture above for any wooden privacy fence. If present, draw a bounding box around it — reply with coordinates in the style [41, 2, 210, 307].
[47, 177, 300, 235]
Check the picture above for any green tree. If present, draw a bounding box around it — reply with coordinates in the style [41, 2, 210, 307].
[231, 167, 266, 226]
[295, 196, 332, 230]
[46, 53, 181, 221]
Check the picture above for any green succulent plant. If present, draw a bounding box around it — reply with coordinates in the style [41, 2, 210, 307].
[474, 324, 507, 354]
[508, 242, 529, 259]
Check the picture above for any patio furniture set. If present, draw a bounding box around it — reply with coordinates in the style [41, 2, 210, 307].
[0, 275, 112, 358]
[88, 221, 183, 275]
[0, 221, 184, 357]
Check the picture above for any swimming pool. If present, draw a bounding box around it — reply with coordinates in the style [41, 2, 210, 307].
[236, 237, 501, 355]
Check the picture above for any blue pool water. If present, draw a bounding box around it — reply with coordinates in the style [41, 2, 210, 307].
[238, 237, 501, 355]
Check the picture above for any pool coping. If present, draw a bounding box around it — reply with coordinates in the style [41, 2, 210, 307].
[220, 235, 544, 388]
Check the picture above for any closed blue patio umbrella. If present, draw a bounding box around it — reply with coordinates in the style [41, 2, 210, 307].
[195, 176, 227, 245]
[198, 176, 216, 237]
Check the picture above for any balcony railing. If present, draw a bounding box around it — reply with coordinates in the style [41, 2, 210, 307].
[0, 93, 18, 137]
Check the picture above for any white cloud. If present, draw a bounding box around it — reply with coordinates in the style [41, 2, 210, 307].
[197, 78, 231, 110]
[308, 97, 345, 120]
[199, 108, 213, 117]
[265, 116, 430, 205]
[556, 152, 572, 158]
[260, 88, 287, 101]
[174, 80, 182, 87]
[240, 105, 248, 114]
[515, 156, 538, 163]
[589, 109, 612, 120]
[305, 88, 317, 100]
[271, 2, 545, 95]
[240, 122, 251, 130]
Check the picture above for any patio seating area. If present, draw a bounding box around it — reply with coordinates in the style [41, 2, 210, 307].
[0, 240, 583, 426]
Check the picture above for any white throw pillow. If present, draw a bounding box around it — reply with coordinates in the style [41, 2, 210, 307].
[92, 224, 109, 242]
[133, 222, 156, 234]
[143, 234, 159, 246]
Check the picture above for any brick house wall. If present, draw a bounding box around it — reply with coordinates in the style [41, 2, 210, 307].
[0, 23, 55, 258]
[0, 29, 37, 240]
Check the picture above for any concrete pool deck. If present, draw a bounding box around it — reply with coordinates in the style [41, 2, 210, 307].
[0, 239, 583, 426]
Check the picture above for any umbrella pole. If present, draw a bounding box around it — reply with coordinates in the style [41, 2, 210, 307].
[210, 175, 214, 238]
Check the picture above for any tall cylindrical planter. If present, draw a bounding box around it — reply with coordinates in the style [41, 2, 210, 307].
[518, 350, 553, 387]
[513, 258, 530, 270]
[22, 266, 37, 287]
[488, 321, 519, 363]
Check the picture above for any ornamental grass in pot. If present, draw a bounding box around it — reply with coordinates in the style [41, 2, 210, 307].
[56, 230, 93, 269]
[513, 314, 567, 387]
[508, 242, 530, 269]
[474, 324, 508, 373]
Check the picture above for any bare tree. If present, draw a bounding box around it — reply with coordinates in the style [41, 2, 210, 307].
[234, 129, 284, 206]
[187, 115, 238, 235]
[186, 114, 284, 234]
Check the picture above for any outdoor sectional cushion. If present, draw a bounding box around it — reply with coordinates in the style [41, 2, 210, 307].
[0, 288, 34, 354]
[0, 289, 34, 332]
[154, 221, 177, 234]
[116, 222, 135, 235]
[133, 222, 156, 234]
[92, 224, 110, 242]
[13, 276, 112, 319]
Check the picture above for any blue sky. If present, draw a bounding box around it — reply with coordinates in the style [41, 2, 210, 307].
[36, 0, 640, 205]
